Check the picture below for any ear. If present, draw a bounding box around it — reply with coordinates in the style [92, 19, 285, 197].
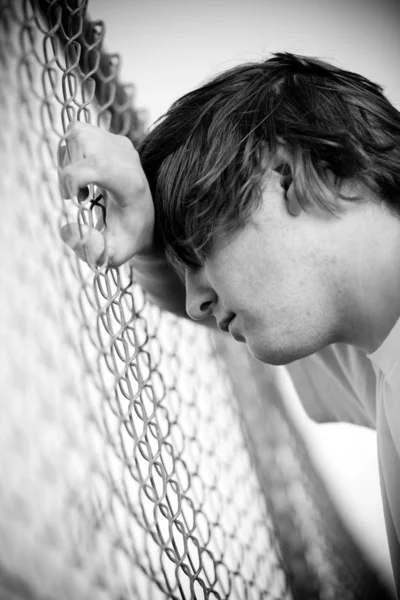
[274, 161, 302, 217]
[286, 182, 302, 216]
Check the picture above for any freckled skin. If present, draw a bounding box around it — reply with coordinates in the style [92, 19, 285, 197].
[185, 171, 400, 365]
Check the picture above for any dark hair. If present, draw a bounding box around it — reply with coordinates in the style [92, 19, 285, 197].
[139, 52, 400, 272]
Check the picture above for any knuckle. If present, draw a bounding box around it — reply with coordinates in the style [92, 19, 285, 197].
[134, 173, 149, 195]
[121, 134, 135, 151]
[66, 121, 80, 137]
[129, 143, 140, 160]
[115, 133, 137, 157]
[87, 153, 105, 172]
[66, 121, 89, 146]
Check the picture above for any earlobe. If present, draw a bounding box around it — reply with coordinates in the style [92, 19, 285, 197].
[287, 191, 302, 216]
[286, 185, 302, 217]
[274, 160, 302, 217]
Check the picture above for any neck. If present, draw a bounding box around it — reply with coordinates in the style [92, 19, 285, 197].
[337, 203, 400, 354]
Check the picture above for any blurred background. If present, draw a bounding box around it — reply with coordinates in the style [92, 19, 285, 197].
[90, 0, 400, 589]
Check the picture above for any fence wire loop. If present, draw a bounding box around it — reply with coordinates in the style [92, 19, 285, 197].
[0, 1, 394, 600]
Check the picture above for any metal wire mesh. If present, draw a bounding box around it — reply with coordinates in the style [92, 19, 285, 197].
[0, 1, 394, 599]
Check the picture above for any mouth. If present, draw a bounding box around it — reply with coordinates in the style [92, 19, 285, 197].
[217, 315, 246, 343]
[228, 317, 245, 343]
[217, 314, 235, 333]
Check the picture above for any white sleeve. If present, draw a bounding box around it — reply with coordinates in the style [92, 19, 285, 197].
[377, 375, 400, 599]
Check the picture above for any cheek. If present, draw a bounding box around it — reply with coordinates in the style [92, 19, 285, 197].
[213, 235, 322, 321]
[226, 264, 303, 330]
[244, 287, 334, 364]
[255, 269, 309, 319]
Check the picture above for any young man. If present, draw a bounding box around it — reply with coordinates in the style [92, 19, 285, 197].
[59, 52, 400, 594]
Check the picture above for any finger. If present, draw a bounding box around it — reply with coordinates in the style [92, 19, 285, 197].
[94, 208, 105, 231]
[59, 154, 141, 204]
[64, 121, 106, 164]
[58, 133, 87, 198]
[58, 169, 89, 201]
[64, 122, 86, 163]
[102, 204, 154, 267]
[60, 223, 107, 268]
[58, 159, 103, 199]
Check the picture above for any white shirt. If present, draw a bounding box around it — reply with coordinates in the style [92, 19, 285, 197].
[368, 318, 400, 596]
[287, 318, 400, 596]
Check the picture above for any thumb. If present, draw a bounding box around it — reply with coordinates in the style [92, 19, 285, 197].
[60, 223, 108, 269]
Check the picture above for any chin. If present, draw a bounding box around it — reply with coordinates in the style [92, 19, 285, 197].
[247, 341, 306, 366]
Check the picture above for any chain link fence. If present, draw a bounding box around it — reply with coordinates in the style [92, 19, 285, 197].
[0, 1, 394, 598]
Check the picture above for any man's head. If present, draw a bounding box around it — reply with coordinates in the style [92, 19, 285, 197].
[139, 52, 400, 363]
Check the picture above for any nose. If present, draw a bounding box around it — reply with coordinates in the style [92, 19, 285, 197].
[185, 268, 217, 321]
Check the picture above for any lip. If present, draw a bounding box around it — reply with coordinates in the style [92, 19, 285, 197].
[228, 317, 245, 342]
[217, 315, 235, 333]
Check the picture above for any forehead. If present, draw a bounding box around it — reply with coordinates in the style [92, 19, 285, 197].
[164, 145, 293, 272]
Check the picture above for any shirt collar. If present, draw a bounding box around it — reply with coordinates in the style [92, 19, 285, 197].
[367, 318, 400, 379]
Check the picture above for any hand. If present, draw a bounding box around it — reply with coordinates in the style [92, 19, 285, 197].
[58, 121, 155, 268]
